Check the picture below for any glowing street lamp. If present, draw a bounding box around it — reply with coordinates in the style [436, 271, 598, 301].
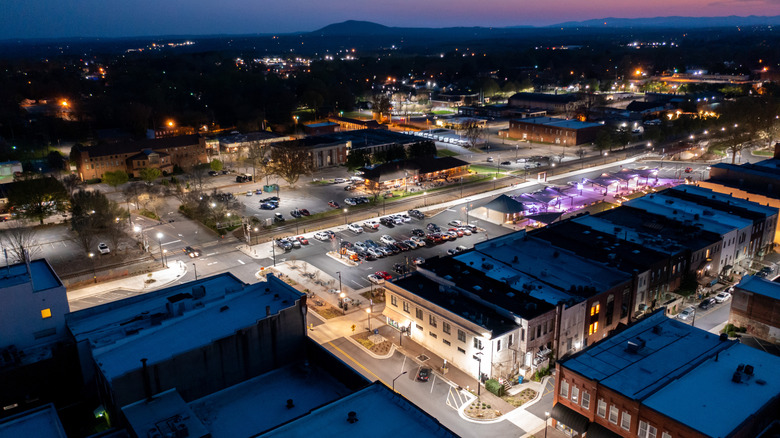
[156, 232, 165, 267]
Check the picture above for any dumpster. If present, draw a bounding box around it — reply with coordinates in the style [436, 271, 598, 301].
[264, 184, 279, 193]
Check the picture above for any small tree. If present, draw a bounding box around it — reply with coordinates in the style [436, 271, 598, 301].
[346, 149, 369, 172]
[7, 177, 69, 225]
[188, 163, 212, 194]
[61, 174, 81, 197]
[461, 121, 486, 150]
[210, 159, 224, 172]
[268, 143, 315, 188]
[407, 140, 436, 158]
[0, 220, 40, 263]
[139, 168, 161, 184]
[103, 170, 129, 190]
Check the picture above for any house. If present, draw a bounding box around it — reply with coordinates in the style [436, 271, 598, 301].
[360, 156, 469, 190]
[552, 309, 780, 438]
[729, 275, 780, 344]
[508, 117, 603, 145]
[71, 134, 207, 180]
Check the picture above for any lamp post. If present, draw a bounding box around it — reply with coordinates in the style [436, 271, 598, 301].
[156, 232, 165, 267]
[337, 271, 344, 313]
[163, 249, 168, 268]
[253, 227, 259, 245]
[392, 371, 408, 393]
[134, 225, 148, 252]
[474, 352, 483, 397]
[271, 239, 277, 266]
[544, 411, 550, 438]
[88, 252, 96, 283]
[339, 238, 343, 259]
[366, 308, 372, 332]
[343, 208, 348, 225]
[460, 176, 463, 198]
[339, 292, 346, 314]
[423, 191, 427, 207]
[193, 262, 198, 280]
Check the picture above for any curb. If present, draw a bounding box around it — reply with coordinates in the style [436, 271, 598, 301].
[344, 333, 397, 360]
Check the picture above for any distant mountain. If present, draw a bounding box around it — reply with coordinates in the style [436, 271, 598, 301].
[314, 20, 394, 36]
[552, 15, 780, 28]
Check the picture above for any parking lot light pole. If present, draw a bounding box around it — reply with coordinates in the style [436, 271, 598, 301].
[392, 371, 408, 393]
[272, 239, 277, 266]
[88, 252, 96, 283]
[423, 191, 427, 207]
[344, 208, 348, 225]
[474, 352, 483, 397]
[193, 263, 198, 280]
[544, 411, 550, 438]
[366, 308, 372, 332]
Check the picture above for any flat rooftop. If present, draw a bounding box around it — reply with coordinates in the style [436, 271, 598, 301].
[644, 342, 780, 437]
[123, 389, 209, 438]
[68, 274, 302, 381]
[392, 272, 521, 335]
[561, 311, 732, 401]
[0, 404, 67, 438]
[0, 259, 61, 292]
[668, 185, 778, 218]
[735, 274, 780, 300]
[514, 116, 602, 129]
[188, 362, 353, 437]
[471, 232, 631, 295]
[258, 382, 458, 438]
[625, 195, 750, 236]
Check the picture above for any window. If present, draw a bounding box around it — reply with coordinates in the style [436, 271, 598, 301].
[443, 321, 451, 334]
[458, 347, 466, 354]
[496, 340, 501, 351]
[416, 308, 423, 319]
[416, 324, 423, 331]
[508, 334, 514, 347]
[559, 380, 569, 399]
[473, 338, 483, 350]
[571, 386, 579, 403]
[458, 330, 466, 343]
[403, 301, 409, 313]
[429, 332, 437, 339]
[609, 405, 618, 424]
[591, 303, 600, 316]
[443, 339, 451, 346]
[661, 432, 671, 438]
[390, 295, 397, 307]
[597, 399, 606, 418]
[621, 411, 631, 430]
[41, 308, 52, 319]
[581, 391, 590, 409]
[429, 315, 437, 327]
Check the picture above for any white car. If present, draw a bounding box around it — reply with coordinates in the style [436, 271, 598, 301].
[246, 191, 253, 196]
[362, 220, 380, 230]
[367, 274, 385, 285]
[97, 242, 110, 254]
[459, 227, 472, 236]
[314, 231, 330, 241]
[714, 291, 732, 303]
[398, 214, 412, 223]
[448, 220, 464, 227]
[347, 223, 364, 234]
[334, 178, 347, 184]
[354, 241, 367, 251]
[380, 235, 396, 245]
[412, 257, 425, 265]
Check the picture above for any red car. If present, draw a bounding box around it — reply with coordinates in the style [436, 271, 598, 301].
[328, 200, 340, 208]
[299, 209, 311, 216]
[448, 228, 464, 237]
[375, 271, 392, 280]
[296, 236, 309, 245]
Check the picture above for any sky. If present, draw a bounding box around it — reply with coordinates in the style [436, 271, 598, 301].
[2, 0, 780, 39]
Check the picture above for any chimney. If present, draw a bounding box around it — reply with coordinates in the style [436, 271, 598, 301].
[141, 358, 153, 402]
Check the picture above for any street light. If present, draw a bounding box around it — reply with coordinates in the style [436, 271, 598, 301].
[474, 352, 483, 397]
[544, 411, 550, 438]
[423, 191, 427, 207]
[156, 232, 165, 267]
[392, 371, 408, 392]
[366, 308, 372, 331]
[88, 252, 96, 283]
[343, 208, 348, 225]
[193, 262, 198, 280]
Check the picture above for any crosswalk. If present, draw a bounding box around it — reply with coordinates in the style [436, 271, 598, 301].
[446, 386, 473, 410]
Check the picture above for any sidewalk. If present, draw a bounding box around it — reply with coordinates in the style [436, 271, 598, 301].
[67, 260, 188, 302]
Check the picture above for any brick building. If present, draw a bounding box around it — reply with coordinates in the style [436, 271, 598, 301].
[508, 117, 602, 145]
[553, 309, 780, 438]
[729, 275, 780, 344]
[72, 134, 207, 180]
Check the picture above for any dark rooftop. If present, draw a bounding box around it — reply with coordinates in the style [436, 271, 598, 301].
[509, 92, 581, 104]
[360, 156, 468, 182]
[77, 134, 201, 157]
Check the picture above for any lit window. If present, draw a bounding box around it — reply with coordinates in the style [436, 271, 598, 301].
[41, 308, 52, 319]
[594, 321, 599, 332]
[571, 386, 579, 403]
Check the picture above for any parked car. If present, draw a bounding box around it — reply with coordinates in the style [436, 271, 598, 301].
[275, 239, 293, 250]
[412, 257, 425, 265]
[395, 241, 410, 251]
[208, 170, 218, 176]
[184, 246, 200, 258]
[274, 212, 285, 222]
[408, 209, 425, 220]
[379, 217, 395, 227]
[447, 220, 463, 227]
[363, 219, 380, 230]
[290, 238, 301, 249]
[403, 239, 418, 249]
[314, 231, 331, 241]
[684, 167, 693, 173]
[334, 178, 348, 184]
[328, 200, 340, 208]
[260, 202, 277, 210]
[366, 247, 383, 258]
[677, 306, 695, 321]
[355, 196, 369, 204]
[417, 367, 432, 382]
[411, 228, 426, 237]
[426, 223, 441, 232]
[375, 271, 392, 280]
[344, 198, 357, 206]
[714, 291, 731, 303]
[500, 161, 511, 165]
[296, 236, 309, 245]
[347, 223, 364, 234]
[97, 242, 110, 254]
[345, 185, 357, 191]
[246, 191, 253, 196]
[698, 298, 716, 310]
[299, 209, 311, 216]
[458, 227, 472, 236]
[290, 209, 302, 218]
[448, 228, 464, 237]
[380, 235, 396, 245]
[393, 263, 409, 274]
[367, 274, 385, 284]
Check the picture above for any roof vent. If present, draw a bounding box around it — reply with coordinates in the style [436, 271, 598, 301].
[220, 306, 229, 312]
[651, 325, 662, 335]
[286, 399, 295, 409]
[756, 379, 767, 385]
[719, 333, 728, 342]
[732, 370, 742, 383]
[347, 411, 358, 424]
[626, 337, 646, 353]
[744, 364, 754, 376]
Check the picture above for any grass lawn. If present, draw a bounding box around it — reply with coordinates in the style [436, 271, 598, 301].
[432, 110, 455, 115]
[469, 164, 505, 175]
[436, 148, 459, 157]
[753, 149, 773, 156]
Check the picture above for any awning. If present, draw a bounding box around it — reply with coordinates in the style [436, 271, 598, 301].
[551, 403, 588, 434]
[586, 422, 623, 438]
[525, 212, 564, 225]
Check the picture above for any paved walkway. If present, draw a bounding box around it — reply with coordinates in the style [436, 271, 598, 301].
[66, 260, 188, 303]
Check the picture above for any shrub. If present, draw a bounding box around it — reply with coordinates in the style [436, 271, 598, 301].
[85, 178, 102, 184]
[485, 379, 504, 397]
